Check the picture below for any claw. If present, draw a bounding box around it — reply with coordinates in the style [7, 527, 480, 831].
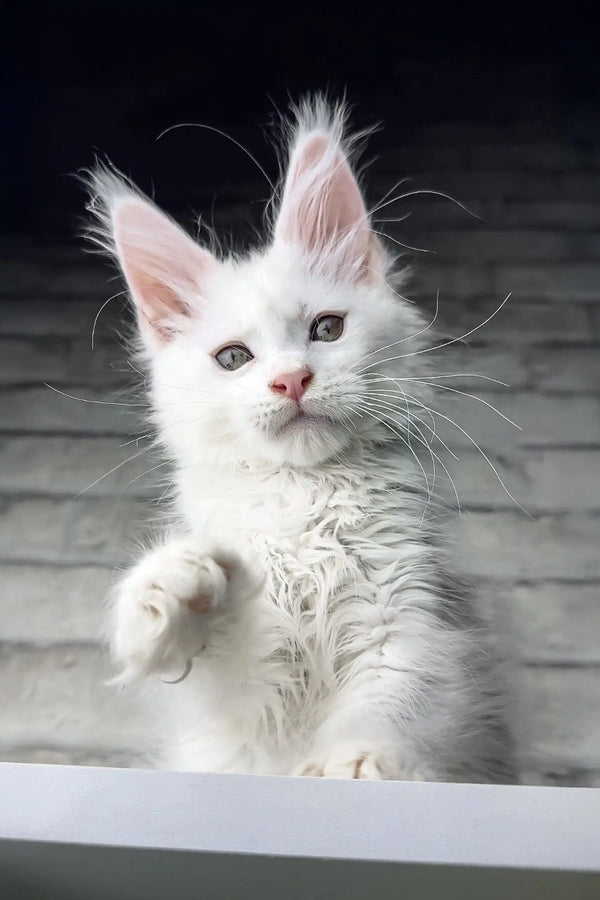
[162, 658, 193, 684]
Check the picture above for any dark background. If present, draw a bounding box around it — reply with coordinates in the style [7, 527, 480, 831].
[0, 0, 596, 236]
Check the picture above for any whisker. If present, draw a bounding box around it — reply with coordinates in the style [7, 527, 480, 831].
[398, 410, 462, 515]
[91, 290, 127, 350]
[368, 177, 413, 215]
[366, 393, 460, 461]
[74, 445, 155, 498]
[369, 188, 482, 221]
[126, 359, 148, 382]
[361, 399, 461, 514]
[373, 215, 414, 224]
[156, 481, 175, 506]
[403, 379, 522, 430]
[356, 293, 512, 373]
[346, 292, 440, 375]
[357, 264, 416, 304]
[355, 403, 433, 503]
[117, 460, 171, 502]
[156, 122, 276, 194]
[360, 396, 461, 503]
[364, 374, 520, 431]
[399, 389, 531, 517]
[371, 229, 435, 255]
[364, 371, 509, 386]
[118, 408, 234, 449]
[44, 383, 146, 408]
[126, 360, 231, 396]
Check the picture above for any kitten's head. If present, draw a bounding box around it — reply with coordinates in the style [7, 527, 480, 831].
[88, 98, 428, 469]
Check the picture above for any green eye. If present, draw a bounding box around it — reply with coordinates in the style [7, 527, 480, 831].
[214, 344, 254, 371]
[310, 314, 344, 343]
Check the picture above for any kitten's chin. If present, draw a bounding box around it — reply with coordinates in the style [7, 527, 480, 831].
[262, 417, 353, 467]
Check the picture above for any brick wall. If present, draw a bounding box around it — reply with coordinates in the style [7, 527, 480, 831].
[1, 120, 599, 784]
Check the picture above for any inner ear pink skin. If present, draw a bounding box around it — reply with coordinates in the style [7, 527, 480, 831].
[112, 198, 217, 343]
[270, 368, 313, 402]
[289, 135, 367, 241]
[275, 133, 377, 281]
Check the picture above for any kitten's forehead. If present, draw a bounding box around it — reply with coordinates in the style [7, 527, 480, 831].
[220, 256, 300, 319]
[203, 252, 328, 344]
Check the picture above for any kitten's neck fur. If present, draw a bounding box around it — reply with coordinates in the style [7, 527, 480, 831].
[176, 431, 384, 479]
[173, 436, 428, 550]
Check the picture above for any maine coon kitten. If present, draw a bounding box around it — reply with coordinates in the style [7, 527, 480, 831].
[88, 98, 514, 782]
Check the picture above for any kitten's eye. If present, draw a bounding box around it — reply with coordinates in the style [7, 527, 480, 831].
[310, 314, 344, 343]
[214, 344, 254, 371]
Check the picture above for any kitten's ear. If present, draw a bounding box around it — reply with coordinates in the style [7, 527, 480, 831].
[274, 124, 382, 282]
[87, 169, 217, 346]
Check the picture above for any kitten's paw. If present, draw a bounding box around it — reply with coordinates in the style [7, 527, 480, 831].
[112, 540, 241, 681]
[296, 749, 434, 782]
[296, 751, 388, 780]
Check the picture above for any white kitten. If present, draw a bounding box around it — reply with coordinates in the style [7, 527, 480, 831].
[88, 98, 514, 781]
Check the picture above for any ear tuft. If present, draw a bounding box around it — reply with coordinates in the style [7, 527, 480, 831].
[84, 163, 217, 346]
[274, 98, 382, 283]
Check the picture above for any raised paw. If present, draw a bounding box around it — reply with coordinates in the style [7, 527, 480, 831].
[111, 539, 240, 681]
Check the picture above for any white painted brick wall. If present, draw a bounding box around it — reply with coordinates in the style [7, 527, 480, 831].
[0, 645, 151, 754]
[1, 120, 599, 786]
[1, 565, 110, 643]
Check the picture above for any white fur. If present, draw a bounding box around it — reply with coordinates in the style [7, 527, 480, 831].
[90, 98, 513, 782]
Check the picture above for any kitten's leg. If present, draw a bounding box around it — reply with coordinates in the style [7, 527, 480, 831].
[295, 716, 437, 782]
[295, 626, 453, 782]
[110, 538, 250, 682]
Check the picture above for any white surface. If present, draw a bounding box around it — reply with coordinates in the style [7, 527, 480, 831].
[1, 763, 599, 870]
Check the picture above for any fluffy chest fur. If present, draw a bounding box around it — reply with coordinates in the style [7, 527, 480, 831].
[164, 449, 463, 772]
[179, 446, 430, 628]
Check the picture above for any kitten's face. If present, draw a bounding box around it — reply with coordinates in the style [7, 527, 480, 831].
[151, 247, 424, 467]
[92, 101, 427, 468]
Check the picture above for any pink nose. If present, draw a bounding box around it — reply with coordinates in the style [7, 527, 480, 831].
[270, 367, 313, 402]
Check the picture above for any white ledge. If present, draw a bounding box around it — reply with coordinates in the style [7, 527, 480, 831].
[0, 763, 599, 899]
